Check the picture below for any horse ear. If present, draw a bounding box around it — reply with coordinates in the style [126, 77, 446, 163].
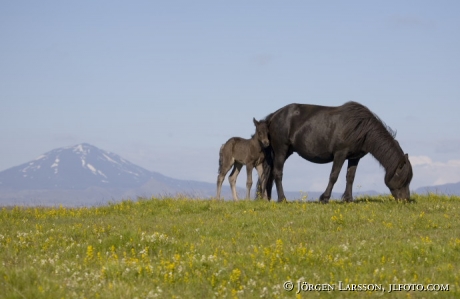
[253, 117, 259, 126]
[398, 154, 408, 169]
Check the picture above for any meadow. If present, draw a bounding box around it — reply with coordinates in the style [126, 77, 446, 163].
[1, 193, 459, 298]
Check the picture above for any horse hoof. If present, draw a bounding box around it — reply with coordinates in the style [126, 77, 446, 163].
[319, 195, 330, 204]
[342, 197, 353, 203]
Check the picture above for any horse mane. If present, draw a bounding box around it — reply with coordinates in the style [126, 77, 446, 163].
[341, 101, 401, 171]
[342, 101, 396, 138]
[263, 107, 282, 125]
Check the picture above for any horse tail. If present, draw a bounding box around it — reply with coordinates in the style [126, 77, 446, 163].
[218, 143, 225, 174]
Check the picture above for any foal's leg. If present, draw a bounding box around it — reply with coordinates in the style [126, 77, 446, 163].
[245, 165, 254, 199]
[228, 162, 243, 201]
[319, 151, 347, 203]
[217, 156, 234, 200]
[255, 164, 267, 200]
[342, 158, 360, 202]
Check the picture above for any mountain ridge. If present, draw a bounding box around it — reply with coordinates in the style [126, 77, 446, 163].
[0, 143, 152, 190]
[0, 143, 406, 206]
[0, 143, 253, 205]
[415, 181, 460, 196]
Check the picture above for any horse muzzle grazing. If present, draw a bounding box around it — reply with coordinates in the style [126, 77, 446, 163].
[385, 153, 413, 201]
[390, 186, 411, 201]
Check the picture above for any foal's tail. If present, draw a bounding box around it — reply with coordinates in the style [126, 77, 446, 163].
[218, 144, 225, 174]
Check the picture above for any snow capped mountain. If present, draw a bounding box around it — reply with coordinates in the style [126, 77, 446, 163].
[0, 143, 262, 205]
[0, 143, 153, 190]
[0, 143, 232, 205]
[0, 143, 384, 206]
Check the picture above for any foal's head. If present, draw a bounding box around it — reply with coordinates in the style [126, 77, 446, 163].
[253, 118, 270, 148]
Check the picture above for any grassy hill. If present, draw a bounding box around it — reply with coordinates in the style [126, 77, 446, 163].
[1, 194, 459, 298]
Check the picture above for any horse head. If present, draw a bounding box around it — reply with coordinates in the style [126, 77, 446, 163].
[385, 153, 413, 200]
[253, 118, 270, 148]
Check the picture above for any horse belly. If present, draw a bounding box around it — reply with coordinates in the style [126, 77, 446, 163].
[291, 126, 335, 164]
[232, 141, 259, 165]
[295, 149, 334, 164]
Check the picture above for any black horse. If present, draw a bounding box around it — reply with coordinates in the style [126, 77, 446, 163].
[262, 101, 413, 202]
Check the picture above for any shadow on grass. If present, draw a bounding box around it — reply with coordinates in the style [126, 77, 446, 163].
[348, 197, 417, 204]
[274, 196, 418, 204]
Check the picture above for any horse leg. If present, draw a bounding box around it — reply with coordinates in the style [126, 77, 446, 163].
[272, 149, 291, 203]
[255, 164, 267, 200]
[342, 158, 360, 202]
[259, 159, 273, 200]
[245, 165, 253, 199]
[265, 171, 274, 200]
[319, 151, 347, 203]
[217, 155, 234, 200]
[228, 162, 243, 201]
[261, 147, 274, 201]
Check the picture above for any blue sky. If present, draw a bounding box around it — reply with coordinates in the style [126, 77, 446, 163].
[1, 1, 459, 195]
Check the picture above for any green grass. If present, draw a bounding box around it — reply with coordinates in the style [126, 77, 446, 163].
[1, 194, 459, 298]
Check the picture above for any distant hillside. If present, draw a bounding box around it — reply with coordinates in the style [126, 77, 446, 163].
[0, 144, 224, 206]
[0, 143, 381, 206]
[415, 182, 460, 196]
[0, 143, 152, 190]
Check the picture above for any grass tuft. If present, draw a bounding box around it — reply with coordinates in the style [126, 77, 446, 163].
[0, 194, 459, 298]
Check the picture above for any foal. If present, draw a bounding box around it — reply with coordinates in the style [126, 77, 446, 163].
[217, 118, 270, 200]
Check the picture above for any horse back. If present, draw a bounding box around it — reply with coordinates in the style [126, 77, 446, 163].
[267, 103, 337, 138]
[266, 103, 365, 163]
[223, 137, 263, 166]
